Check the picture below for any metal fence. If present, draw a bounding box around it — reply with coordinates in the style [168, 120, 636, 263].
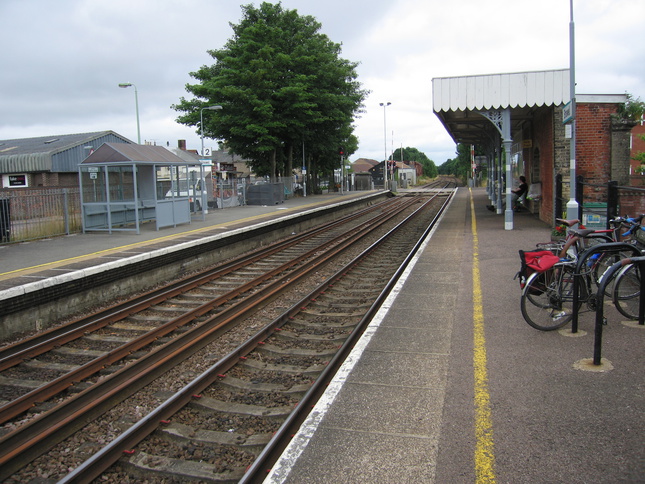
[0, 175, 361, 245]
[555, 174, 645, 228]
[0, 188, 82, 244]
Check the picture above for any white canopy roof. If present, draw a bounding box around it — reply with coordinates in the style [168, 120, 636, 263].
[431, 69, 572, 146]
[432, 69, 570, 112]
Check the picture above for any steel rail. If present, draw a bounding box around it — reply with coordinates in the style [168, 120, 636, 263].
[0, 198, 412, 425]
[59, 191, 453, 484]
[0, 196, 419, 481]
[241, 189, 455, 483]
[0, 197, 399, 366]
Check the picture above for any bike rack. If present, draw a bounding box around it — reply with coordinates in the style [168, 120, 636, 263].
[593, 256, 645, 365]
[571, 242, 641, 333]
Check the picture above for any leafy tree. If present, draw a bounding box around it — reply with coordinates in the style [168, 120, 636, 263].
[438, 143, 471, 181]
[391, 146, 437, 178]
[172, 2, 368, 184]
[615, 93, 645, 122]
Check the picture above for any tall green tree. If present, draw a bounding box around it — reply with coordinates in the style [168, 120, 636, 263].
[391, 146, 437, 178]
[438, 143, 471, 181]
[172, 2, 368, 182]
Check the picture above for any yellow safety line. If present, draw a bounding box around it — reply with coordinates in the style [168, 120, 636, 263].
[470, 188, 496, 483]
[0, 197, 337, 279]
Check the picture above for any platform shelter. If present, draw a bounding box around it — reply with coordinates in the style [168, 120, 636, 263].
[79, 143, 207, 234]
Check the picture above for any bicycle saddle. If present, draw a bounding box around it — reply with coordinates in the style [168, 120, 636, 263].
[555, 218, 580, 227]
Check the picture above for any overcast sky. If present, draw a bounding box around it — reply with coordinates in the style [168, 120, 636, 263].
[1, 0, 643, 164]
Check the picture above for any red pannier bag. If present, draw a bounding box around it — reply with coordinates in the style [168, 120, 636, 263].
[516, 250, 561, 290]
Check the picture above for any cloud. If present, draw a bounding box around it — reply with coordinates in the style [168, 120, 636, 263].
[1, 0, 643, 166]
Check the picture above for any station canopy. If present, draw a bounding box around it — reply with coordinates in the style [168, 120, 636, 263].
[432, 69, 571, 145]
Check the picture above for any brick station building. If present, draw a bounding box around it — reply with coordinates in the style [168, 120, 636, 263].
[432, 69, 638, 228]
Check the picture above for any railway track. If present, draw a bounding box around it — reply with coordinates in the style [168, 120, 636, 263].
[0, 188, 454, 482]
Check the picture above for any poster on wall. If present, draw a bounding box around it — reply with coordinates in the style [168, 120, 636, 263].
[2, 174, 28, 188]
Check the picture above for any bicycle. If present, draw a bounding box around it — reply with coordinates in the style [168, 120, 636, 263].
[520, 254, 582, 330]
[547, 217, 640, 295]
[611, 215, 645, 320]
[518, 219, 637, 331]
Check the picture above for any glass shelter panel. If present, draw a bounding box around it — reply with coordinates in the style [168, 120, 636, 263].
[107, 165, 135, 202]
[156, 165, 172, 200]
[80, 166, 107, 203]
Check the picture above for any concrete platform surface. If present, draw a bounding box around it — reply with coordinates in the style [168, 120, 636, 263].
[1, 187, 642, 483]
[267, 187, 644, 484]
[0, 191, 379, 290]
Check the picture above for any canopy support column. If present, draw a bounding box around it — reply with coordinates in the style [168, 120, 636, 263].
[478, 108, 514, 230]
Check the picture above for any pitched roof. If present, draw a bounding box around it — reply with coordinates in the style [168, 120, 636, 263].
[81, 143, 189, 165]
[351, 158, 379, 172]
[0, 131, 132, 156]
[0, 131, 135, 173]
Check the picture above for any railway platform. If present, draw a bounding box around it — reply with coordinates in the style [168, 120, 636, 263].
[267, 187, 644, 484]
[1, 187, 643, 483]
[0, 190, 381, 289]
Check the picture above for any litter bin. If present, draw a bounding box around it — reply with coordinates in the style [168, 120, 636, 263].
[582, 202, 607, 229]
[0, 198, 10, 243]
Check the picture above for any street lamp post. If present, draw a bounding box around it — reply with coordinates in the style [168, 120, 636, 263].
[200, 105, 223, 156]
[379, 102, 391, 190]
[118, 83, 140, 144]
[566, 0, 579, 222]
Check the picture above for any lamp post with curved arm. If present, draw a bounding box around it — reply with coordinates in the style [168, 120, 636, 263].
[118, 83, 140, 144]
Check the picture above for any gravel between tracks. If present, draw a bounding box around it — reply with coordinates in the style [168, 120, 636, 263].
[5, 232, 374, 482]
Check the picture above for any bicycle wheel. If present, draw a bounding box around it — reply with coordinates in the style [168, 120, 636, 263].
[591, 251, 624, 296]
[590, 247, 638, 296]
[613, 264, 641, 320]
[520, 265, 575, 330]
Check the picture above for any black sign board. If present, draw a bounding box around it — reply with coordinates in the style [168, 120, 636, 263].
[8, 174, 27, 187]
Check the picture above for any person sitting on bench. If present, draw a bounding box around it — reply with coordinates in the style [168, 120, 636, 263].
[512, 176, 528, 210]
[487, 176, 528, 212]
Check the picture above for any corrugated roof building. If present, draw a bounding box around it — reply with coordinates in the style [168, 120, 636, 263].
[0, 131, 134, 188]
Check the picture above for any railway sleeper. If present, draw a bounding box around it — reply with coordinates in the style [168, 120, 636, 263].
[174, 293, 216, 300]
[298, 308, 366, 317]
[218, 376, 311, 396]
[190, 395, 293, 418]
[21, 359, 79, 372]
[287, 318, 357, 329]
[274, 329, 349, 343]
[316, 300, 373, 308]
[240, 358, 325, 376]
[256, 343, 338, 358]
[332, 279, 388, 289]
[160, 422, 272, 452]
[0, 374, 46, 389]
[82, 334, 131, 344]
[156, 303, 204, 312]
[142, 306, 185, 319]
[122, 449, 246, 484]
[52, 347, 107, 358]
[110, 322, 157, 332]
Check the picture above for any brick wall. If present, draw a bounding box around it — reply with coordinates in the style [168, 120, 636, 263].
[532, 107, 555, 224]
[631, 122, 645, 177]
[575, 102, 621, 202]
[524, 102, 624, 225]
